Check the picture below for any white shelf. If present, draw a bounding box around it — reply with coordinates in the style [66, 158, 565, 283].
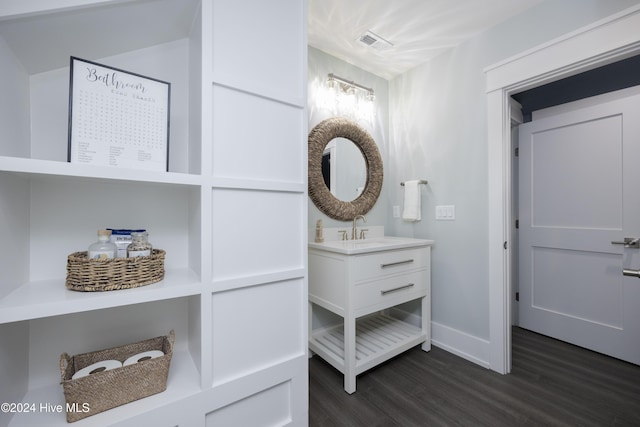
[309, 313, 426, 376]
[0, 268, 201, 324]
[0, 156, 202, 187]
[8, 349, 201, 427]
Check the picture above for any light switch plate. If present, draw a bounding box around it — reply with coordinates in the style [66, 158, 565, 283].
[392, 205, 400, 218]
[436, 205, 455, 220]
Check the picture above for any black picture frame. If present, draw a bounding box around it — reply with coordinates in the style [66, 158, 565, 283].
[68, 56, 170, 172]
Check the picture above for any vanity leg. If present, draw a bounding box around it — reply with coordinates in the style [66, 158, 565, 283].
[343, 315, 357, 394]
[421, 294, 431, 352]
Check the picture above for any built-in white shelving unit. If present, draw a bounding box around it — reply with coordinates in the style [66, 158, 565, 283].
[0, 0, 308, 425]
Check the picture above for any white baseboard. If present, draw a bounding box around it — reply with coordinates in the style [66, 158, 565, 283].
[431, 321, 491, 369]
[386, 307, 491, 369]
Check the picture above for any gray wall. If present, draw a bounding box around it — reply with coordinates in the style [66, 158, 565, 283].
[308, 47, 390, 230]
[387, 0, 640, 341]
[307, 0, 640, 362]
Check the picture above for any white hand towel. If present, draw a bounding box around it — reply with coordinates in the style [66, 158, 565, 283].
[402, 180, 421, 221]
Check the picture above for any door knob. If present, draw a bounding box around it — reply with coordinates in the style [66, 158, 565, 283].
[611, 237, 640, 248]
[623, 269, 640, 278]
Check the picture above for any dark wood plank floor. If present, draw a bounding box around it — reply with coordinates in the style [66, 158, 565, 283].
[309, 327, 640, 426]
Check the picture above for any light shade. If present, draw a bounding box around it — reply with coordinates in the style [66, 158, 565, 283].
[315, 73, 376, 123]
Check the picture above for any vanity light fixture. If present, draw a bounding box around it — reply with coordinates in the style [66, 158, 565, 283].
[327, 73, 375, 101]
[320, 73, 376, 123]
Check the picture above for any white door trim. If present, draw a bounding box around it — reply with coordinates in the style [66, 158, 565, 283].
[485, 4, 640, 374]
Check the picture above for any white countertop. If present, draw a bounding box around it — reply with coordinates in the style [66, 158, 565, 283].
[308, 236, 434, 255]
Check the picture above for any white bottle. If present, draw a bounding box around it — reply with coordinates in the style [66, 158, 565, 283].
[88, 230, 117, 260]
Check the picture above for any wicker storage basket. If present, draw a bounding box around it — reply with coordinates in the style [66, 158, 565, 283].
[65, 249, 165, 292]
[60, 330, 174, 423]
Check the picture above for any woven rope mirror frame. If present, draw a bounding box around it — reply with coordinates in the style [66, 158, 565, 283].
[308, 117, 383, 221]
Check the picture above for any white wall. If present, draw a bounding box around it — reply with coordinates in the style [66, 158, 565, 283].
[307, 47, 390, 230]
[0, 35, 29, 157]
[388, 0, 640, 363]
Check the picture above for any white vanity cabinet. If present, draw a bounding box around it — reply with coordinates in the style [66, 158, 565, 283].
[308, 238, 433, 393]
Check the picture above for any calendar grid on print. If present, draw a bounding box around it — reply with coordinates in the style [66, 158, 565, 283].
[68, 57, 170, 172]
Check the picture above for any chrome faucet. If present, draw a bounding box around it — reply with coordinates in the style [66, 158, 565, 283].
[352, 215, 366, 240]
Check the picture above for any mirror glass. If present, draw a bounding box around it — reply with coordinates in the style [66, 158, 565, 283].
[322, 137, 366, 202]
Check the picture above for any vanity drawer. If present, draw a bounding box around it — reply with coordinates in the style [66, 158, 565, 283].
[353, 270, 426, 312]
[350, 247, 428, 283]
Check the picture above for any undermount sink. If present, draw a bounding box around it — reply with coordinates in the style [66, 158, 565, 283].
[308, 236, 434, 254]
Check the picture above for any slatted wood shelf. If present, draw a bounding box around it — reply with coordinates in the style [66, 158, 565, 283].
[309, 313, 426, 376]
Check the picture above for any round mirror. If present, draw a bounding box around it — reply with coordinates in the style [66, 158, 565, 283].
[322, 137, 367, 202]
[308, 117, 383, 221]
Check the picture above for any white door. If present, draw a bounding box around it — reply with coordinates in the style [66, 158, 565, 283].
[518, 87, 640, 365]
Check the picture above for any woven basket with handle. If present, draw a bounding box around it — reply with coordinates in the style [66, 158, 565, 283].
[60, 330, 174, 423]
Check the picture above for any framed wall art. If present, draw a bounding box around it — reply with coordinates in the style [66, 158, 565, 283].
[68, 56, 170, 171]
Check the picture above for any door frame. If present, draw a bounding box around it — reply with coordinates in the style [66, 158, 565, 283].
[485, 4, 640, 374]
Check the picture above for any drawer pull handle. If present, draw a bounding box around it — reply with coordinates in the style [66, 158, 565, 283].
[381, 283, 415, 295]
[380, 259, 414, 268]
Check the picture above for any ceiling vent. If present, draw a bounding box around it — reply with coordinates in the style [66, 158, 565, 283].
[358, 30, 393, 51]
